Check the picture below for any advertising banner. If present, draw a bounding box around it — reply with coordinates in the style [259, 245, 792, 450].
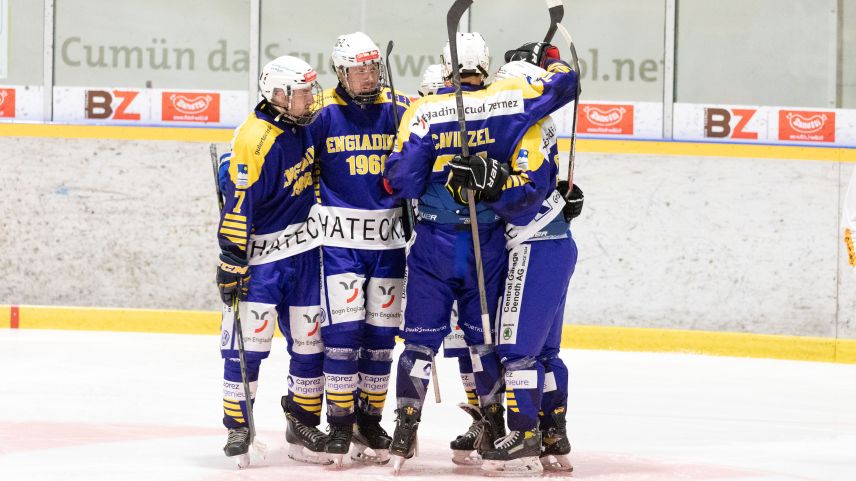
[673, 103, 856, 147]
[52, 87, 247, 126]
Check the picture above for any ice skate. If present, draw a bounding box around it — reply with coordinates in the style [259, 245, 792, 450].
[481, 429, 543, 477]
[325, 423, 353, 468]
[285, 411, 332, 465]
[390, 405, 421, 474]
[450, 403, 483, 466]
[223, 426, 251, 469]
[351, 412, 392, 465]
[478, 403, 507, 455]
[540, 410, 573, 472]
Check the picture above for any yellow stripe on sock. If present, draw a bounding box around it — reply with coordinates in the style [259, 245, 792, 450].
[292, 394, 320, 402]
[507, 400, 518, 407]
[327, 393, 354, 401]
[467, 398, 479, 406]
[224, 408, 244, 417]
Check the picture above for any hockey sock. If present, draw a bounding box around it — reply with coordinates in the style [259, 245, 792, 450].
[504, 356, 544, 432]
[323, 346, 359, 425]
[457, 355, 478, 406]
[469, 344, 504, 407]
[222, 358, 260, 428]
[395, 343, 436, 410]
[358, 347, 394, 417]
[540, 354, 569, 428]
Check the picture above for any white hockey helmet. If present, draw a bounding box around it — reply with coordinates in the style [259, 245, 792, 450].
[330, 32, 387, 104]
[418, 64, 446, 97]
[258, 56, 323, 126]
[441, 32, 490, 79]
[494, 60, 548, 83]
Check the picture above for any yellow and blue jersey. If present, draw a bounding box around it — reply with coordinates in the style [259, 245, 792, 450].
[488, 117, 560, 226]
[218, 101, 317, 260]
[384, 60, 577, 224]
[309, 85, 410, 210]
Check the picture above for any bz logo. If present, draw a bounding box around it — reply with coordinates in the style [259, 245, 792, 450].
[704, 108, 758, 140]
[85, 90, 141, 120]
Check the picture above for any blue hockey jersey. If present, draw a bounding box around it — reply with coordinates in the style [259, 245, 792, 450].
[308, 85, 411, 249]
[218, 101, 321, 265]
[384, 60, 577, 224]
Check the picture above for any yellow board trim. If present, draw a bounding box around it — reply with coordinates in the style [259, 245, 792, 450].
[1, 305, 855, 364]
[0, 123, 233, 142]
[3, 124, 855, 162]
[561, 138, 856, 163]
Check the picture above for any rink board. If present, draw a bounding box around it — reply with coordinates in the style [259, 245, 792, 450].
[2, 304, 854, 364]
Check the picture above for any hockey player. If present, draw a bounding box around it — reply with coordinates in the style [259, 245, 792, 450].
[417, 63, 447, 97]
[217, 56, 329, 467]
[416, 63, 487, 467]
[453, 59, 582, 476]
[308, 31, 411, 466]
[382, 33, 579, 472]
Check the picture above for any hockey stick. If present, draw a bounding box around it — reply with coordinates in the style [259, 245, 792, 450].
[384, 41, 417, 244]
[543, 0, 581, 188]
[210, 144, 266, 463]
[556, 22, 581, 187]
[385, 41, 441, 404]
[543, 0, 564, 44]
[446, 0, 492, 346]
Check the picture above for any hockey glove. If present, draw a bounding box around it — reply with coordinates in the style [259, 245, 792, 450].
[217, 251, 250, 304]
[447, 155, 510, 201]
[557, 181, 584, 221]
[504, 42, 561, 68]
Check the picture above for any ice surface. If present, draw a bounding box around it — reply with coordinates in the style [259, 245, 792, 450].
[1, 329, 854, 481]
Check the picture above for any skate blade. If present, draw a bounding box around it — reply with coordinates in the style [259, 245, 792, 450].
[391, 454, 406, 475]
[350, 443, 391, 465]
[287, 443, 333, 466]
[327, 452, 346, 469]
[541, 454, 573, 472]
[451, 449, 483, 466]
[234, 453, 250, 469]
[482, 456, 544, 477]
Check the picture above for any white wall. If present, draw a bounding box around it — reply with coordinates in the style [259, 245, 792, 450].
[0, 136, 853, 339]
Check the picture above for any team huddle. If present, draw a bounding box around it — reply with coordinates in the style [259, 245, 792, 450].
[215, 29, 583, 476]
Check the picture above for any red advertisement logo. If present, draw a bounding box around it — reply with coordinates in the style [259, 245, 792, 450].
[0, 88, 16, 118]
[162, 92, 220, 123]
[778, 110, 835, 143]
[578, 104, 634, 135]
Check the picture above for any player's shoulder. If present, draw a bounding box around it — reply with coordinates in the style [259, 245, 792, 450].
[321, 87, 348, 108]
[374, 87, 411, 108]
[232, 113, 285, 161]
